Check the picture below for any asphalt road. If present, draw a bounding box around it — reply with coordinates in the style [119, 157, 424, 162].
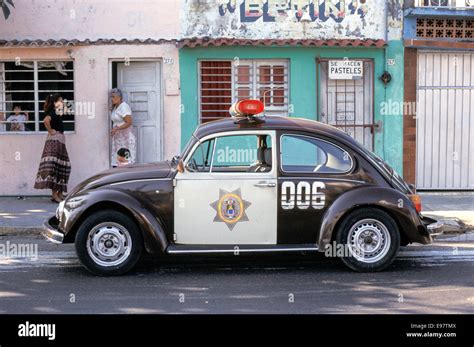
[0, 234, 473, 314]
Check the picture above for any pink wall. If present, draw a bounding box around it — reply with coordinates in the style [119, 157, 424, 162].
[0, 45, 181, 196]
[0, 0, 182, 196]
[1, 0, 180, 41]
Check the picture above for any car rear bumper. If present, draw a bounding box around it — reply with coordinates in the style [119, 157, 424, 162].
[421, 214, 448, 238]
[42, 216, 65, 244]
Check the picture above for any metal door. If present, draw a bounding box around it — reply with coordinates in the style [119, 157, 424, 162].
[318, 60, 375, 150]
[416, 51, 474, 189]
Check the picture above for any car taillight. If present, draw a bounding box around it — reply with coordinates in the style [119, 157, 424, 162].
[410, 194, 422, 213]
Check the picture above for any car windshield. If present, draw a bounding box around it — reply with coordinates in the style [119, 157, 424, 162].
[171, 135, 199, 166]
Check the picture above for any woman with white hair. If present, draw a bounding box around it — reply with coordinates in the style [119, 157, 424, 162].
[110, 88, 136, 167]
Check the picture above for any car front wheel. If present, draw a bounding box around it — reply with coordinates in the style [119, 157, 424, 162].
[75, 210, 143, 276]
[336, 208, 400, 272]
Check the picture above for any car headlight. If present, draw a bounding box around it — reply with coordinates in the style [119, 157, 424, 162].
[65, 197, 86, 209]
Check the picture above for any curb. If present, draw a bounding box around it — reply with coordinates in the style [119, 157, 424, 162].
[433, 230, 474, 242]
[1, 214, 472, 238]
[1, 228, 473, 243]
[0, 227, 43, 237]
[423, 214, 473, 235]
[423, 212, 474, 227]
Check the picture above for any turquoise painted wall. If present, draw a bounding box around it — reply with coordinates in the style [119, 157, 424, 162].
[382, 39, 405, 176]
[179, 44, 404, 174]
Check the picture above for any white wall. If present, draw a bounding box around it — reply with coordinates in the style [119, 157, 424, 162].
[181, 0, 387, 40]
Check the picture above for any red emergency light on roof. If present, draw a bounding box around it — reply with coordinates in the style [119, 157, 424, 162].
[229, 99, 265, 118]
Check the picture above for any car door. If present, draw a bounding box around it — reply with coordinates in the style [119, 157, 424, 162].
[277, 132, 358, 244]
[174, 131, 278, 245]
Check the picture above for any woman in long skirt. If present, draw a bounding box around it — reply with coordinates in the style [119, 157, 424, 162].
[34, 94, 71, 203]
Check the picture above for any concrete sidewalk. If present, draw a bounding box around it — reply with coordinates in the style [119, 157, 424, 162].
[420, 192, 474, 231]
[0, 193, 472, 236]
[0, 197, 56, 235]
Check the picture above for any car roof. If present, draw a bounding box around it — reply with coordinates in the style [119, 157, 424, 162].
[194, 116, 362, 149]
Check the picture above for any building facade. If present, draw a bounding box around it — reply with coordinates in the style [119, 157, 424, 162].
[4, 1, 458, 196]
[0, 0, 181, 195]
[179, 0, 405, 175]
[403, 0, 474, 189]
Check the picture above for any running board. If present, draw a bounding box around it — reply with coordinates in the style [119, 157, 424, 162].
[166, 244, 319, 254]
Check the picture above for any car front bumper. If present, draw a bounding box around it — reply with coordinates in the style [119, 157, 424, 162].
[42, 216, 65, 244]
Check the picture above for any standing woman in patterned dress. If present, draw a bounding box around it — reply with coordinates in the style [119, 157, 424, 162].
[34, 94, 71, 203]
[110, 88, 136, 167]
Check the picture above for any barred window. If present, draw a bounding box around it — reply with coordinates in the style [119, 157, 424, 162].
[0, 61, 75, 133]
[199, 59, 289, 123]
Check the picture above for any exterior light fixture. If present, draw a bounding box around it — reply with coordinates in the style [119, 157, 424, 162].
[380, 71, 392, 85]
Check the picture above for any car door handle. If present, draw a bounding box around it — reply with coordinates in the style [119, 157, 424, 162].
[254, 182, 276, 188]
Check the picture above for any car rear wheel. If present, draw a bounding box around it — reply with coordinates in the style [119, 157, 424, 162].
[75, 210, 143, 276]
[336, 208, 400, 272]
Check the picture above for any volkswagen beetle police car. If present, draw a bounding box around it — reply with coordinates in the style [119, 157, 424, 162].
[43, 99, 437, 276]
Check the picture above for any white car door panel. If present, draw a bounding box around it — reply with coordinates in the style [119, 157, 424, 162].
[174, 131, 277, 245]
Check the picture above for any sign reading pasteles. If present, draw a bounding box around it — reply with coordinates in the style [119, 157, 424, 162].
[328, 60, 363, 80]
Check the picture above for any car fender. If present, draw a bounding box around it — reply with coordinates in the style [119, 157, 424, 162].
[318, 186, 431, 250]
[61, 188, 168, 253]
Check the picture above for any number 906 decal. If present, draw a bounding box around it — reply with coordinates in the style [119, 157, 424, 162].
[281, 181, 326, 210]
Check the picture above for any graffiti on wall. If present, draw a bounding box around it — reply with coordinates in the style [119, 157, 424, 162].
[217, 0, 368, 23]
[182, 0, 386, 40]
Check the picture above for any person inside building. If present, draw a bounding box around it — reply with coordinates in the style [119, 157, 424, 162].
[110, 88, 136, 167]
[6, 105, 29, 131]
[34, 94, 71, 203]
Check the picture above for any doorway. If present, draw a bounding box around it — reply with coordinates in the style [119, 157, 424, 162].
[318, 59, 375, 151]
[111, 61, 163, 165]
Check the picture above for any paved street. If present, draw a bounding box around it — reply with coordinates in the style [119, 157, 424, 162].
[0, 194, 472, 314]
[0, 234, 473, 314]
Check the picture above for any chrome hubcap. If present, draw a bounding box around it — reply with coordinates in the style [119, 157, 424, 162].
[86, 222, 132, 267]
[347, 218, 391, 263]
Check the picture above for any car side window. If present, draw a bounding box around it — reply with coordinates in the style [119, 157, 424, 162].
[281, 135, 352, 174]
[186, 134, 273, 174]
[211, 134, 272, 173]
[186, 138, 215, 172]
